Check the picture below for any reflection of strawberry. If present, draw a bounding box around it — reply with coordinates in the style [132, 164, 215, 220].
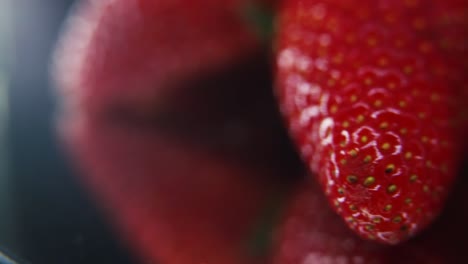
[429, 0, 468, 135]
[63, 115, 270, 264]
[53, 1, 297, 262]
[274, 176, 468, 264]
[53, 0, 269, 115]
[58, 49, 300, 264]
[276, 0, 465, 244]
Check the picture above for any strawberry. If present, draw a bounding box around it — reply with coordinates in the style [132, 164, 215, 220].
[52, 0, 270, 115]
[274, 176, 468, 264]
[56, 41, 300, 263]
[62, 113, 270, 264]
[429, 0, 468, 137]
[52, 0, 298, 261]
[276, 0, 466, 244]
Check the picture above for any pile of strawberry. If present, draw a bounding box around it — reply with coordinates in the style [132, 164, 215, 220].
[52, 0, 467, 263]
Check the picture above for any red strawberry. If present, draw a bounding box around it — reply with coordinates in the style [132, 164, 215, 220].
[52, 0, 298, 261]
[428, 0, 468, 137]
[56, 41, 300, 263]
[62, 114, 267, 264]
[274, 176, 468, 264]
[276, 0, 466, 244]
[52, 0, 270, 115]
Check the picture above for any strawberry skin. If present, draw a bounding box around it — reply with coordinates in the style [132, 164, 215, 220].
[53, 0, 266, 115]
[274, 177, 468, 264]
[276, 0, 465, 244]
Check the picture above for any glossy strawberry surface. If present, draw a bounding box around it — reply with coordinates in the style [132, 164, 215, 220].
[274, 175, 468, 264]
[276, 0, 466, 244]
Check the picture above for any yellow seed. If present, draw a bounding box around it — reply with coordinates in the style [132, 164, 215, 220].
[330, 105, 338, 114]
[363, 155, 372, 163]
[410, 174, 418, 182]
[387, 184, 398, 194]
[393, 216, 402, 223]
[374, 100, 383, 107]
[426, 160, 433, 168]
[365, 224, 375, 231]
[361, 136, 368, 143]
[399, 101, 407, 108]
[423, 185, 430, 193]
[400, 128, 408, 135]
[379, 122, 389, 129]
[338, 188, 345, 195]
[421, 136, 429, 143]
[350, 95, 357, 102]
[385, 164, 395, 173]
[388, 82, 396, 89]
[404, 66, 413, 74]
[384, 204, 393, 211]
[333, 54, 343, 64]
[342, 121, 350, 128]
[381, 142, 391, 151]
[365, 78, 373, 86]
[405, 198, 412, 204]
[356, 115, 365, 123]
[363, 176, 376, 187]
[349, 204, 358, 211]
[405, 0, 419, 7]
[348, 149, 358, 157]
[334, 200, 340, 207]
[368, 38, 377, 46]
[413, 18, 426, 30]
[340, 159, 347, 165]
[378, 57, 388, 66]
[372, 217, 382, 223]
[418, 112, 426, 119]
[347, 175, 358, 184]
[405, 152, 413, 159]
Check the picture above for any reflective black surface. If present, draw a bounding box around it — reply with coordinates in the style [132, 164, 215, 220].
[2, 1, 139, 263]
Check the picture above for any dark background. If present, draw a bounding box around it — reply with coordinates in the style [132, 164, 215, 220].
[2, 1, 139, 263]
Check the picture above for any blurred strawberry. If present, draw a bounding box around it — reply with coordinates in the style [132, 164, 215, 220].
[429, 0, 468, 137]
[62, 114, 270, 264]
[52, 0, 297, 262]
[274, 173, 468, 264]
[53, 0, 273, 115]
[57, 49, 302, 263]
